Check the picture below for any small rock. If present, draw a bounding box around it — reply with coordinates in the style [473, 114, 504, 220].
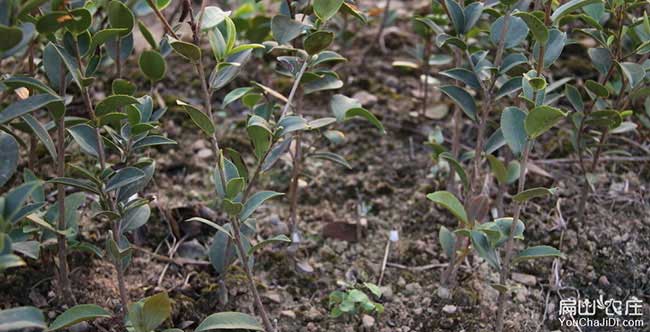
[599, 275, 610, 287]
[280, 310, 296, 319]
[397, 277, 406, 287]
[404, 282, 422, 295]
[437, 287, 452, 300]
[197, 148, 213, 159]
[362, 314, 375, 328]
[296, 260, 314, 274]
[303, 307, 321, 321]
[264, 291, 282, 303]
[353, 91, 378, 107]
[425, 104, 449, 120]
[380, 285, 393, 301]
[442, 304, 457, 314]
[191, 139, 207, 150]
[512, 272, 537, 286]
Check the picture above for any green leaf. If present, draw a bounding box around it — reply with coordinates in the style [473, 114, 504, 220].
[439, 226, 456, 259]
[105, 167, 145, 192]
[247, 115, 272, 159]
[439, 152, 468, 189]
[347, 289, 369, 303]
[533, 29, 566, 68]
[0, 132, 19, 187]
[271, 15, 306, 45]
[344, 107, 385, 133]
[514, 245, 562, 263]
[222, 87, 254, 107]
[618, 62, 644, 89]
[247, 234, 291, 255]
[303, 74, 343, 95]
[139, 50, 166, 81]
[304, 30, 334, 54]
[121, 204, 150, 232]
[514, 12, 548, 44]
[112, 79, 136, 95]
[551, 0, 600, 22]
[524, 105, 566, 139]
[585, 80, 608, 98]
[186, 217, 233, 239]
[46, 304, 111, 331]
[564, 84, 583, 112]
[513, 187, 556, 202]
[137, 20, 158, 49]
[108, 0, 134, 35]
[426, 191, 468, 224]
[132, 136, 176, 150]
[142, 292, 171, 331]
[313, 0, 344, 22]
[487, 154, 507, 185]
[50, 43, 85, 89]
[470, 230, 500, 269]
[68, 124, 101, 157]
[490, 15, 528, 49]
[495, 76, 523, 99]
[95, 95, 139, 116]
[440, 85, 477, 121]
[0, 254, 26, 270]
[170, 37, 201, 61]
[64, 8, 92, 34]
[225, 177, 244, 199]
[0, 25, 23, 51]
[90, 28, 128, 51]
[444, 0, 465, 35]
[0, 307, 46, 331]
[209, 49, 253, 91]
[439, 68, 481, 89]
[21, 114, 56, 161]
[177, 100, 215, 136]
[364, 283, 382, 298]
[308, 152, 351, 169]
[588, 48, 611, 75]
[463, 3, 483, 34]
[500, 107, 527, 155]
[195, 312, 264, 331]
[200, 6, 231, 31]
[240, 191, 284, 221]
[48, 177, 100, 195]
[0, 94, 63, 125]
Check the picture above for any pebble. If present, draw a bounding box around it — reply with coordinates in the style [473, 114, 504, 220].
[404, 282, 422, 295]
[303, 307, 321, 321]
[362, 314, 376, 328]
[380, 285, 393, 301]
[197, 148, 213, 159]
[397, 277, 406, 287]
[437, 287, 452, 299]
[599, 275, 610, 287]
[280, 310, 296, 319]
[442, 304, 457, 314]
[512, 272, 537, 286]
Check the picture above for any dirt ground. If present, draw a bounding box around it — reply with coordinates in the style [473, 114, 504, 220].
[1, 1, 649, 331]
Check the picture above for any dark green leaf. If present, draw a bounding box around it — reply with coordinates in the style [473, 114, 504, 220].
[177, 100, 215, 136]
[68, 124, 101, 157]
[196, 312, 264, 331]
[304, 30, 334, 54]
[501, 106, 527, 155]
[108, 0, 134, 35]
[139, 50, 166, 81]
[240, 191, 283, 221]
[513, 187, 556, 202]
[426, 191, 468, 224]
[440, 85, 477, 121]
[525, 105, 566, 138]
[271, 15, 306, 44]
[514, 12, 548, 44]
[0, 307, 46, 331]
[0, 132, 19, 187]
[46, 304, 111, 331]
[514, 245, 562, 263]
[0, 94, 63, 124]
[490, 15, 528, 49]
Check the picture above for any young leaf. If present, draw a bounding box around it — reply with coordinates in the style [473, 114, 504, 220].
[514, 12, 548, 44]
[304, 31, 334, 54]
[169, 37, 202, 62]
[0, 94, 63, 124]
[46, 304, 111, 331]
[439, 226, 456, 258]
[108, 0, 134, 35]
[470, 230, 500, 269]
[0, 307, 46, 331]
[240, 191, 284, 221]
[426, 191, 468, 224]
[0, 132, 19, 187]
[195, 312, 264, 331]
[585, 80, 608, 98]
[524, 105, 566, 139]
[500, 107, 527, 155]
[550, 0, 600, 22]
[177, 100, 215, 136]
[247, 234, 291, 255]
[200, 6, 231, 31]
[564, 84, 583, 112]
[95, 95, 139, 116]
[439, 68, 481, 89]
[313, 0, 344, 22]
[271, 15, 306, 45]
[618, 62, 644, 89]
[444, 0, 465, 35]
[490, 15, 528, 49]
[105, 167, 146, 192]
[139, 50, 166, 82]
[513, 187, 557, 202]
[440, 85, 477, 121]
[141, 292, 171, 332]
[513, 245, 563, 263]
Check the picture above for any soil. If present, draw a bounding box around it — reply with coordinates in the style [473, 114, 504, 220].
[1, 1, 649, 332]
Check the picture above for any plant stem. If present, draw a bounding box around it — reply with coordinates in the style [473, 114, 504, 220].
[421, 37, 430, 115]
[71, 40, 129, 316]
[56, 66, 74, 305]
[495, 140, 531, 331]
